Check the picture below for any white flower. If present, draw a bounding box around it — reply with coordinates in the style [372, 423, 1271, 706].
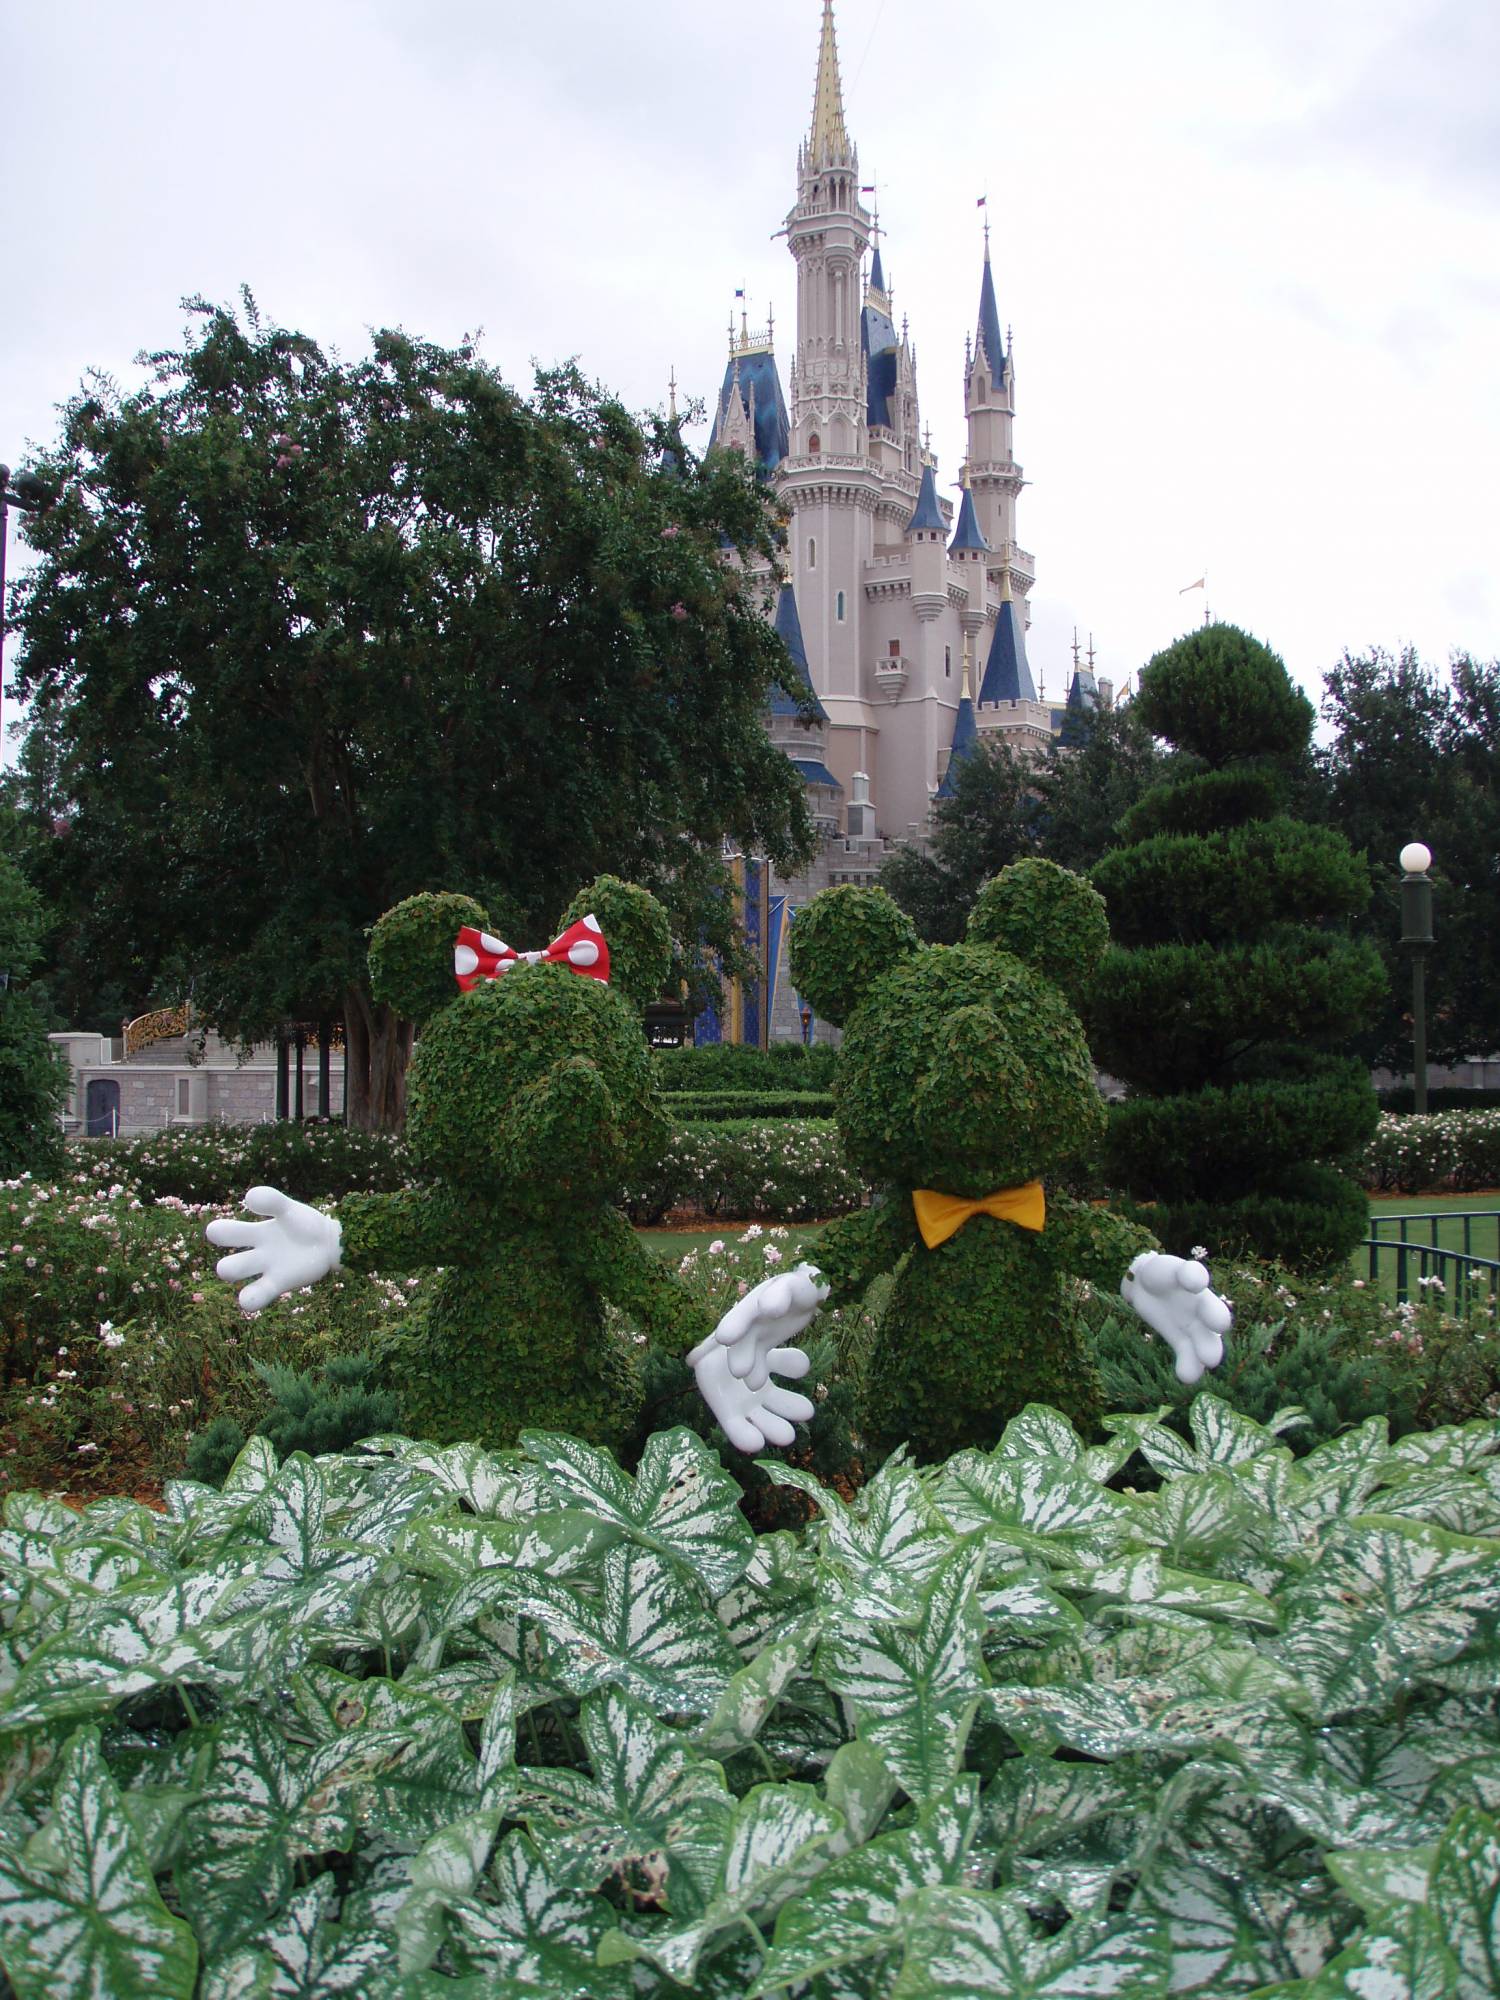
[76, 1441, 99, 1456]
[100, 1328, 125, 1349]
[1190, 1245, 1208, 1261]
[708, 1239, 726, 1255]
[763, 1244, 783, 1264]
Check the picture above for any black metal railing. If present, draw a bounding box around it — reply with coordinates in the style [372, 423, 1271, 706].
[1366, 1210, 1500, 1313]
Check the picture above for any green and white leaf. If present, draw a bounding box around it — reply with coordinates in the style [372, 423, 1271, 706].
[889, 1885, 1168, 1999]
[522, 1425, 755, 1595]
[0, 1726, 197, 2000]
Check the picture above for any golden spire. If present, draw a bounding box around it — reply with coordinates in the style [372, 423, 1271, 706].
[999, 563, 1013, 603]
[809, 0, 851, 167]
[961, 633, 974, 703]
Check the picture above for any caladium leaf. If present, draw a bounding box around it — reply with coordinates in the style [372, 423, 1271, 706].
[1428, 1805, 1500, 1999]
[986, 1682, 1266, 1761]
[1066, 1551, 1279, 1629]
[983, 1756, 1142, 1863]
[715, 1528, 818, 1655]
[1252, 1905, 1460, 1999]
[748, 1775, 982, 1995]
[1274, 1518, 1497, 1717]
[764, 1449, 956, 1621]
[1325, 1843, 1439, 1918]
[1150, 1467, 1265, 1572]
[1129, 1857, 1336, 1993]
[487, 1544, 741, 1716]
[598, 1779, 841, 1985]
[819, 1544, 986, 1802]
[513, 1686, 732, 1900]
[175, 1711, 410, 1957]
[393, 1808, 504, 1975]
[692, 1617, 819, 1757]
[357, 1435, 537, 1517]
[979, 1568, 1083, 1649]
[1392, 1419, 1500, 1472]
[824, 1738, 899, 1852]
[443, 1829, 631, 1996]
[1189, 1395, 1289, 1468]
[0, 1725, 197, 2000]
[521, 1426, 755, 1596]
[1288, 1416, 1393, 1522]
[402, 1509, 621, 1583]
[927, 1451, 1136, 1564]
[889, 1885, 1168, 1999]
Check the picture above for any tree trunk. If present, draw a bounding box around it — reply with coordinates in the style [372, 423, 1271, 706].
[343, 984, 414, 1132]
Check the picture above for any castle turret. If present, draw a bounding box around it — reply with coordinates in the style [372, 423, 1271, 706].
[964, 226, 1031, 606]
[978, 568, 1036, 704]
[936, 638, 980, 799]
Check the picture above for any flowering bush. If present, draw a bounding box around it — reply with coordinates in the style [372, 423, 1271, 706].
[621, 1119, 867, 1224]
[76, 1120, 414, 1204]
[1360, 1109, 1500, 1192]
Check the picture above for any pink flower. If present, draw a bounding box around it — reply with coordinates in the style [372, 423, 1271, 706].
[276, 454, 293, 469]
[671, 602, 688, 620]
[661, 523, 681, 539]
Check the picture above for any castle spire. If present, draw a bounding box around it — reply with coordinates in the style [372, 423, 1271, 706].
[808, 0, 851, 168]
[975, 231, 1006, 391]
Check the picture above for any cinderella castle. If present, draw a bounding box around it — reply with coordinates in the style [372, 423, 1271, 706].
[694, 1, 1104, 1045]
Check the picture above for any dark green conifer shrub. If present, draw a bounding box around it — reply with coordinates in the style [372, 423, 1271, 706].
[1090, 626, 1383, 1269]
[183, 1351, 400, 1486]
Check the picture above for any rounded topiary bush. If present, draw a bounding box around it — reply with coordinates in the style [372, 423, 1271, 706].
[1091, 625, 1380, 1270]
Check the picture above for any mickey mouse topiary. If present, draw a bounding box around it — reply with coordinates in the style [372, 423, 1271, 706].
[713, 859, 1231, 1463]
[207, 877, 822, 1454]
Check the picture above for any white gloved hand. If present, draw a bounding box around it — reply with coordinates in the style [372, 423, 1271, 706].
[205, 1185, 343, 1314]
[686, 1261, 829, 1452]
[1122, 1250, 1231, 1383]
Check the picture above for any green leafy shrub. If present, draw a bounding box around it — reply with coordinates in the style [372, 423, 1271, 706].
[653, 1041, 840, 1092]
[2, 1408, 1499, 1997]
[1091, 624, 1382, 1269]
[183, 1351, 400, 1485]
[620, 1119, 867, 1223]
[77, 1119, 413, 1204]
[1361, 1108, 1500, 1191]
[663, 1089, 836, 1121]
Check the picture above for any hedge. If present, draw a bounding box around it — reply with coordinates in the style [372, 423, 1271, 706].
[652, 1042, 839, 1092]
[622, 1119, 866, 1223]
[666, 1090, 836, 1122]
[1360, 1109, 1500, 1193]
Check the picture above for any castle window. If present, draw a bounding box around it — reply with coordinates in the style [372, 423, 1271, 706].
[176, 1078, 191, 1117]
[888, 638, 900, 657]
[836, 591, 846, 622]
[945, 645, 952, 677]
[808, 537, 817, 570]
[809, 433, 821, 455]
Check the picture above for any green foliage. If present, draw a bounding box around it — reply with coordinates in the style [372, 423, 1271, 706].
[879, 737, 1040, 944]
[1315, 647, 1500, 1070]
[0, 844, 67, 1177]
[663, 1090, 836, 1121]
[4, 1409, 1500, 1996]
[966, 856, 1110, 1010]
[556, 874, 673, 1012]
[1088, 1256, 1500, 1449]
[1092, 817, 1371, 948]
[654, 1040, 839, 1092]
[1131, 621, 1317, 766]
[621, 1119, 866, 1224]
[1094, 625, 1381, 1270]
[369, 891, 490, 1024]
[182, 1351, 400, 1486]
[1361, 1109, 1500, 1192]
[78, 1119, 412, 1202]
[12, 298, 812, 1126]
[787, 884, 920, 1026]
[790, 867, 1155, 1460]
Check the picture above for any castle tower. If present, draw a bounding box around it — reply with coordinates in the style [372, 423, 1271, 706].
[964, 226, 1033, 610]
[780, 0, 884, 812]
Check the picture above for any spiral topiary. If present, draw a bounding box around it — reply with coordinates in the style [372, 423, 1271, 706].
[1089, 624, 1381, 1270]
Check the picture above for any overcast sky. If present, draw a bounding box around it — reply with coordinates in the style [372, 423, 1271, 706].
[4, 0, 1497, 725]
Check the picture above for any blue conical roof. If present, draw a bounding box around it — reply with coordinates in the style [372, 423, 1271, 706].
[769, 583, 827, 721]
[979, 598, 1035, 703]
[949, 483, 990, 554]
[869, 243, 887, 294]
[905, 464, 945, 535]
[1067, 667, 1098, 711]
[709, 349, 790, 469]
[976, 251, 1006, 391]
[936, 688, 980, 799]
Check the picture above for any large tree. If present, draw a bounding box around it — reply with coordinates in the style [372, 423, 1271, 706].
[11, 297, 814, 1125]
[1315, 647, 1500, 1069]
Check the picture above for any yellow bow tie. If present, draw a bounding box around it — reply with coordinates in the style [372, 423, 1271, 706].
[912, 1180, 1046, 1250]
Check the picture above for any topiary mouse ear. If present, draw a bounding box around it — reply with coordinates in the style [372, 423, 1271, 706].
[967, 858, 1109, 1012]
[369, 890, 491, 1023]
[556, 875, 671, 1012]
[788, 884, 920, 1027]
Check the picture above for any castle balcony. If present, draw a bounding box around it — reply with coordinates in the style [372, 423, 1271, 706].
[872, 654, 908, 701]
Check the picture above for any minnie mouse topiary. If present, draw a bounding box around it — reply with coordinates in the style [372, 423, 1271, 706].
[206, 877, 822, 1453]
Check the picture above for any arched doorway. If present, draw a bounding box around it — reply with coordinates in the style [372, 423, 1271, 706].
[85, 1078, 121, 1138]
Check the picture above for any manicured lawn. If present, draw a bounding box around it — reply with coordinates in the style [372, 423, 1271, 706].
[1362, 1191, 1500, 1302]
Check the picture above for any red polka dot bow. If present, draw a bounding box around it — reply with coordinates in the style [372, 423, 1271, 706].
[453, 915, 610, 991]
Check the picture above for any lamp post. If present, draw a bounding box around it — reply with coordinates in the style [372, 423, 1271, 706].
[0, 465, 55, 753]
[1399, 841, 1434, 1114]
